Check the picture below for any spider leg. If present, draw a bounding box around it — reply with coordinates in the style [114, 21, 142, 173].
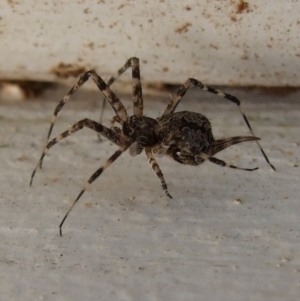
[98, 57, 143, 140]
[97, 99, 107, 142]
[166, 146, 258, 171]
[145, 148, 172, 198]
[103, 57, 144, 117]
[59, 144, 130, 236]
[45, 70, 128, 143]
[163, 78, 275, 171]
[98, 57, 144, 130]
[204, 155, 258, 171]
[30, 118, 128, 186]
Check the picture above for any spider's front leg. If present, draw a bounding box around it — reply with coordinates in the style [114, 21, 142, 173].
[38, 70, 128, 169]
[30, 118, 128, 186]
[30, 118, 132, 235]
[44, 70, 128, 146]
[99, 57, 144, 119]
[97, 57, 144, 141]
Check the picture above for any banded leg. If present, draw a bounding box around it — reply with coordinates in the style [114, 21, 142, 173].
[209, 136, 260, 156]
[98, 57, 143, 140]
[46, 70, 128, 143]
[145, 148, 172, 198]
[103, 57, 144, 117]
[163, 78, 275, 171]
[167, 147, 258, 171]
[59, 144, 130, 236]
[30, 118, 127, 186]
[204, 155, 258, 171]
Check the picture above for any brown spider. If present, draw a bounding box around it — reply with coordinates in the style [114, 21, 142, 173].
[30, 57, 275, 235]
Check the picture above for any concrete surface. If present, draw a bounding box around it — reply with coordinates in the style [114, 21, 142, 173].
[1, 0, 300, 86]
[0, 85, 299, 300]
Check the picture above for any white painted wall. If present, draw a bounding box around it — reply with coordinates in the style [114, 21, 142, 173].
[0, 0, 299, 86]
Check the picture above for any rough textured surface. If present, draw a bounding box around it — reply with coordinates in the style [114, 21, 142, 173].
[0, 86, 299, 300]
[1, 0, 300, 86]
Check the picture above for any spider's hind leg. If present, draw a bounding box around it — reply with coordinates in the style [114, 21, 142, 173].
[163, 78, 275, 171]
[169, 149, 259, 171]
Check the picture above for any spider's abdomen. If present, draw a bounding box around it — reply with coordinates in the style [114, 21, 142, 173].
[157, 111, 214, 152]
[155, 111, 215, 165]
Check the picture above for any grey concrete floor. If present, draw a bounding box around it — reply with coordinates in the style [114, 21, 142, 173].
[0, 85, 299, 300]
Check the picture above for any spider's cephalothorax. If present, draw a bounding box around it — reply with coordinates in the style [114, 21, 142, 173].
[123, 115, 159, 145]
[30, 57, 275, 235]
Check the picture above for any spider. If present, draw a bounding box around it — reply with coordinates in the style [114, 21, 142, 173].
[30, 57, 275, 236]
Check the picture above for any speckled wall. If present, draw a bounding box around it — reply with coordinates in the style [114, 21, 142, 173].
[0, 0, 299, 86]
